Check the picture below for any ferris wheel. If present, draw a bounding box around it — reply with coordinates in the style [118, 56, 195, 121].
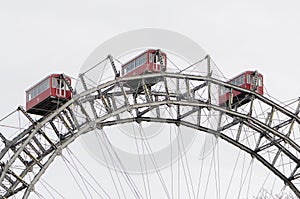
[1, 35, 300, 198]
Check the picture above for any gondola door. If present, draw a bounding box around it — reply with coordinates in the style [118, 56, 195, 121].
[53, 76, 66, 98]
[150, 52, 163, 72]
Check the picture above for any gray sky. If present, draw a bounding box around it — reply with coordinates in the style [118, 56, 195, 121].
[0, 0, 299, 118]
[0, 0, 300, 198]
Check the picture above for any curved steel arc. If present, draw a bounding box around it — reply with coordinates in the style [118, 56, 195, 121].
[0, 72, 299, 198]
[0, 77, 118, 179]
[22, 112, 300, 198]
[22, 124, 93, 199]
[62, 72, 299, 124]
[21, 101, 300, 197]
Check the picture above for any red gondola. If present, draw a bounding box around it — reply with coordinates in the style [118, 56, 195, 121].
[26, 74, 72, 116]
[219, 71, 264, 107]
[121, 49, 167, 88]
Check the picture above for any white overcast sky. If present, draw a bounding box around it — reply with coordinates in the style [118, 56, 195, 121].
[1, 0, 300, 198]
[0, 0, 300, 118]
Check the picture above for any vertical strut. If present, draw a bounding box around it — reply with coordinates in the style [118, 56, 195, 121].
[216, 112, 223, 136]
[119, 82, 130, 108]
[97, 90, 112, 113]
[79, 74, 98, 119]
[185, 78, 191, 100]
[77, 102, 92, 122]
[197, 108, 202, 126]
[108, 55, 120, 78]
[248, 95, 255, 116]
[142, 79, 152, 102]
[62, 110, 76, 130]
[66, 107, 80, 128]
[236, 122, 243, 141]
[155, 95, 160, 118]
[133, 92, 139, 116]
[176, 78, 180, 120]
[163, 77, 170, 101]
[229, 88, 233, 109]
[267, 106, 275, 126]
[206, 55, 212, 105]
[109, 55, 130, 108]
[110, 94, 121, 120]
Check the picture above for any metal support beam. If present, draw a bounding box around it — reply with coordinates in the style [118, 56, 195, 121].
[97, 90, 112, 114]
[60, 74, 75, 94]
[197, 108, 201, 126]
[119, 82, 130, 108]
[155, 95, 160, 118]
[31, 136, 45, 154]
[1, 72, 300, 198]
[178, 108, 197, 120]
[62, 110, 76, 131]
[142, 79, 152, 102]
[66, 107, 80, 128]
[185, 78, 191, 100]
[206, 55, 212, 105]
[163, 77, 170, 101]
[49, 120, 60, 139]
[21, 147, 43, 168]
[176, 78, 180, 121]
[272, 148, 282, 166]
[17, 106, 35, 124]
[248, 95, 255, 117]
[236, 122, 243, 142]
[108, 55, 120, 78]
[110, 94, 121, 121]
[10, 146, 28, 167]
[27, 142, 41, 157]
[132, 92, 139, 116]
[255, 107, 275, 150]
[79, 74, 98, 119]
[58, 113, 73, 135]
[286, 100, 300, 138]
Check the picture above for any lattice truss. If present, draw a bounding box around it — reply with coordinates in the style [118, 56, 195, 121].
[0, 56, 299, 198]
